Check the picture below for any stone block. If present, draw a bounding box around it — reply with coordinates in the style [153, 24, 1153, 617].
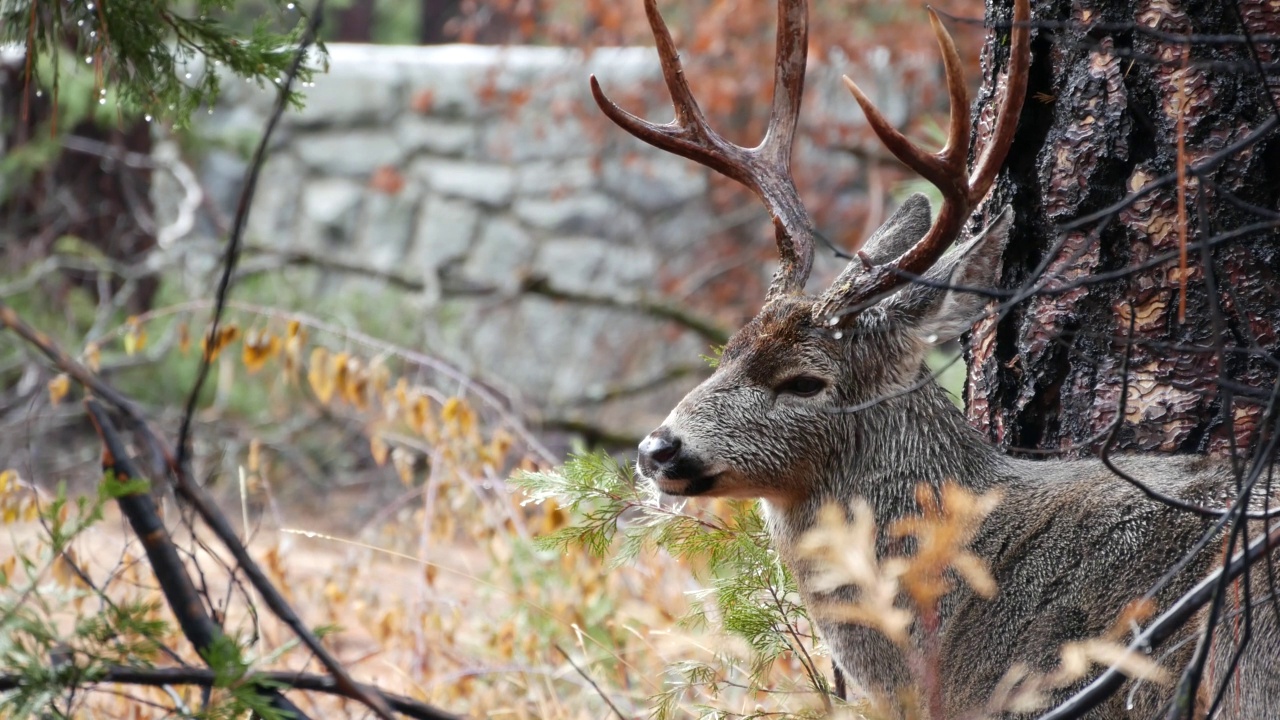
[245, 152, 304, 246]
[296, 177, 364, 251]
[356, 187, 420, 271]
[462, 217, 536, 290]
[483, 106, 600, 162]
[516, 158, 598, 196]
[295, 131, 403, 176]
[395, 115, 477, 156]
[533, 237, 657, 296]
[602, 153, 708, 212]
[292, 60, 403, 127]
[411, 159, 516, 207]
[408, 194, 480, 273]
[513, 193, 639, 239]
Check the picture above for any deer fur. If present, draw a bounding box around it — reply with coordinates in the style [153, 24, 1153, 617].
[637, 196, 1280, 718]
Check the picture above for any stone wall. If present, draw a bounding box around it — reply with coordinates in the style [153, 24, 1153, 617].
[158, 43, 930, 441]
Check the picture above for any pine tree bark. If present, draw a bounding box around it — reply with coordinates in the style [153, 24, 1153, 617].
[966, 0, 1280, 456]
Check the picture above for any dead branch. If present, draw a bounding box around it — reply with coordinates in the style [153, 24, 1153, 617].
[0, 665, 459, 720]
[0, 300, 421, 720]
[83, 399, 309, 720]
[233, 247, 732, 345]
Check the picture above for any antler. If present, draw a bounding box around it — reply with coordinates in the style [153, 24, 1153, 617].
[590, 0, 816, 299]
[814, 0, 1031, 324]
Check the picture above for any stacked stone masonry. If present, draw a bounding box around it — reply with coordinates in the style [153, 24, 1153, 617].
[157, 43, 928, 439]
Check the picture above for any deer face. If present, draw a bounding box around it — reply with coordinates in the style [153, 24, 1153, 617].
[637, 199, 1013, 504]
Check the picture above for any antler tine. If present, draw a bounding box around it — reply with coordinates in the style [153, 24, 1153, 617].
[841, 7, 970, 195]
[591, 0, 818, 298]
[818, 0, 1030, 324]
[969, 0, 1032, 204]
[760, 0, 809, 169]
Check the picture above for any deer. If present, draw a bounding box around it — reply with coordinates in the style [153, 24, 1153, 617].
[589, 0, 1280, 717]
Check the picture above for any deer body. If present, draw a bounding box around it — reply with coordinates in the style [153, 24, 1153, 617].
[642, 223, 1280, 719]
[594, 0, 1280, 715]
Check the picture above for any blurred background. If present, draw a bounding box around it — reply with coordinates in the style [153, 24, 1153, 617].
[0, 1, 982, 716]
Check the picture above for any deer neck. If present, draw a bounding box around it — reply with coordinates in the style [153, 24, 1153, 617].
[764, 376, 1008, 558]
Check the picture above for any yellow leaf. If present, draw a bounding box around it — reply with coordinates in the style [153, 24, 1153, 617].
[83, 342, 101, 372]
[248, 439, 262, 473]
[200, 324, 240, 362]
[53, 550, 87, 589]
[241, 329, 282, 374]
[123, 316, 147, 356]
[368, 361, 391, 399]
[47, 374, 71, 406]
[308, 347, 335, 404]
[283, 322, 307, 380]
[340, 356, 369, 408]
[0, 555, 15, 586]
[177, 322, 190, 355]
[329, 353, 351, 404]
[405, 391, 434, 439]
[0, 469, 14, 496]
[391, 447, 415, 486]
[442, 397, 476, 438]
[370, 436, 390, 467]
[486, 429, 513, 465]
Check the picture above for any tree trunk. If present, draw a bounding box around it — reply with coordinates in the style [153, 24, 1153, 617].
[966, 0, 1280, 457]
[333, 0, 376, 43]
[419, 0, 461, 44]
[0, 54, 157, 314]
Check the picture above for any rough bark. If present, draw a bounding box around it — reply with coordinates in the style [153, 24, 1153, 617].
[966, 0, 1280, 457]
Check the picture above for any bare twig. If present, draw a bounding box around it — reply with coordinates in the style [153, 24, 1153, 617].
[0, 666, 459, 720]
[1036, 522, 1280, 720]
[233, 247, 732, 345]
[554, 645, 629, 720]
[83, 400, 310, 720]
[175, 0, 322, 473]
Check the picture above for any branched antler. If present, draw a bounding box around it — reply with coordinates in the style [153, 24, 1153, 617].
[590, 0, 816, 299]
[817, 0, 1031, 322]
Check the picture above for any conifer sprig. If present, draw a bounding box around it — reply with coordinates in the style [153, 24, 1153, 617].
[513, 452, 833, 718]
[1, 0, 323, 126]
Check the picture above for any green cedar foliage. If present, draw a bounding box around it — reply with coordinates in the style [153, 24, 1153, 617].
[513, 452, 834, 719]
[1, 0, 324, 127]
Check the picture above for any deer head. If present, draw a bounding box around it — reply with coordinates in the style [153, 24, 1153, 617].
[592, 0, 1030, 505]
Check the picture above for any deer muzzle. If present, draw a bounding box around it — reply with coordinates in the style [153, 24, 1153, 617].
[637, 427, 719, 496]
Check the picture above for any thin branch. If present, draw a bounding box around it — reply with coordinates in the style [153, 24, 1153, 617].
[554, 645, 629, 720]
[0, 666, 458, 720]
[1036, 521, 1280, 720]
[175, 1, 322, 473]
[83, 400, 310, 720]
[232, 247, 732, 345]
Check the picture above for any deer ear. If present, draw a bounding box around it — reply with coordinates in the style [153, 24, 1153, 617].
[889, 205, 1013, 344]
[860, 193, 933, 264]
[814, 194, 933, 323]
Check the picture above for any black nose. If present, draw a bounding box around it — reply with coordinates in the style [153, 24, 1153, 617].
[638, 428, 682, 473]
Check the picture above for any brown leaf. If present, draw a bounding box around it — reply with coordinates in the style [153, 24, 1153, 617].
[123, 316, 147, 356]
[241, 329, 282, 374]
[48, 374, 71, 406]
[308, 347, 335, 404]
[370, 435, 390, 467]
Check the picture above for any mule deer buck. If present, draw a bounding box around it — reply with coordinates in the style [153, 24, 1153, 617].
[592, 0, 1280, 716]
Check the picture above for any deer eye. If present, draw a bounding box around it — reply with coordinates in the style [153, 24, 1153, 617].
[776, 375, 827, 397]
